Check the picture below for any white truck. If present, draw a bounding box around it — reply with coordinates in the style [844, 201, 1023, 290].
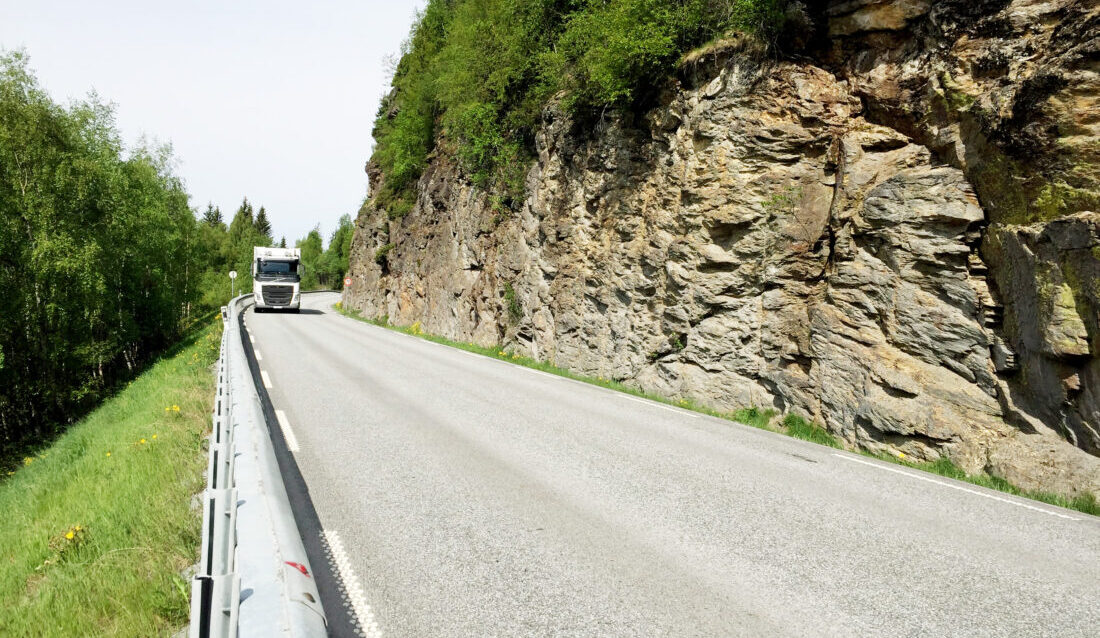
[252, 246, 302, 312]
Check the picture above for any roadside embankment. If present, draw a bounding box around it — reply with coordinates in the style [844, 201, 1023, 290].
[0, 320, 220, 637]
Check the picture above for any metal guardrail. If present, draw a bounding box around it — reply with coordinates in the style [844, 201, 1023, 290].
[189, 295, 327, 637]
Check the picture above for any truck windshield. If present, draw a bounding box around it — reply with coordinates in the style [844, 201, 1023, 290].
[256, 259, 300, 280]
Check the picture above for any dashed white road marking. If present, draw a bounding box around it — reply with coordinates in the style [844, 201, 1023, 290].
[324, 529, 382, 638]
[832, 454, 1080, 521]
[254, 349, 263, 361]
[249, 334, 255, 344]
[260, 370, 273, 389]
[274, 409, 300, 452]
[618, 394, 701, 418]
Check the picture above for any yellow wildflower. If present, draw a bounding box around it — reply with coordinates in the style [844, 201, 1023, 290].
[23, 457, 33, 466]
[65, 531, 74, 540]
[152, 434, 157, 439]
[106, 452, 111, 457]
[164, 406, 171, 412]
[139, 438, 146, 444]
[172, 405, 180, 412]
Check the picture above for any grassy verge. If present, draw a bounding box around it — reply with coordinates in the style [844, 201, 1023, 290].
[334, 303, 1098, 517]
[870, 454, 1097, 515]
[0, 319, 221, 636]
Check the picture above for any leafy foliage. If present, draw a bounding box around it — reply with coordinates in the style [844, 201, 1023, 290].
[370, 0, 797, 211]
[295, 214, 355, 289]
[0, 52, 276, 457]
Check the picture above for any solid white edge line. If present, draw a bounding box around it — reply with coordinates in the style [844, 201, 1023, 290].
[324, 529, 382, 638]
[260, 370, 273, 389]
[618, 393, 701, 418]
[274, 409, 300, 453]
[832, 453, 1080, 521]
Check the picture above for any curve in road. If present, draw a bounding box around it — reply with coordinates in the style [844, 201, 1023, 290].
[244, 292, 1100, 638]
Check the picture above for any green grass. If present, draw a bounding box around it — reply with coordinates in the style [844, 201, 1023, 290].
[0, 319, 221, 636]
[732, 406, 775, 429]
[335, 302, 1099, 517]
[870, 454, 1100, 516]
[781, 413, 842, 448]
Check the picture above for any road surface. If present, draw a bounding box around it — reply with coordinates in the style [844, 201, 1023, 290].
[244, 292, 1099, 637]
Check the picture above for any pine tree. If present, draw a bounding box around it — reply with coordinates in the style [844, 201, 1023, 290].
[254, 206, 273, 240]
[228, 198, 254, 243]
[202, 202, 223, 226]
[279, 236, 287, 248]
[236, 197, 253, 224]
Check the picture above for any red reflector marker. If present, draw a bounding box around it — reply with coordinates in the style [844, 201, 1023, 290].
[285, 561, 310, 577]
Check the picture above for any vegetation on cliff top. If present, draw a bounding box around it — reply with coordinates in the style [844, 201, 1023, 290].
[370, 0, 798, 213]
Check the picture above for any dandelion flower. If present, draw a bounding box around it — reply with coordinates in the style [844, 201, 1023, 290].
[152, 434, 157, 439]
[164, 406, 171, 412]
[65, 531, 74, 540]
[139, 438, 146, 444]
[172, 405, 180, 412]
[106, 452, 111, 457]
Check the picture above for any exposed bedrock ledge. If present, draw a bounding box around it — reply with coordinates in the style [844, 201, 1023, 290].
[347, 3, 1100, 498]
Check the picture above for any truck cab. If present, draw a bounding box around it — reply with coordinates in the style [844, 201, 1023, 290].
[252, 246, 302, 312]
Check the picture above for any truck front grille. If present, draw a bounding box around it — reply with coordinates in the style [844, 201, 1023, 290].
[262, 285, 294, 306]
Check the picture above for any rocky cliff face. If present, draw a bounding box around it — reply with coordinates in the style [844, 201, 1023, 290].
[346, 0, 1100, 498]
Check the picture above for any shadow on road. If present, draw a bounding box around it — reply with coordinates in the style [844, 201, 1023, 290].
[254, 308, 325, 316]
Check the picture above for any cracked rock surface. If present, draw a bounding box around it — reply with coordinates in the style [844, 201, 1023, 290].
[347, 1, 1100, 498]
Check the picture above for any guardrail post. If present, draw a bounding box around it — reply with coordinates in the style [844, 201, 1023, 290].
[189, 576, 213, 638]
[193, 318, 238, 638]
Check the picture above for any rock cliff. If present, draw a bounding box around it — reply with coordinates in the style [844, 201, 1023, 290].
[346, 0, 1100, 498]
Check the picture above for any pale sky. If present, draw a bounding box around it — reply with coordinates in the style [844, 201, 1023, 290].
[0, 0, 425, 245]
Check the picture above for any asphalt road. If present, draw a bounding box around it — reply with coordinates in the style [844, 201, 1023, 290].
[245, 292, 1099, 638]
